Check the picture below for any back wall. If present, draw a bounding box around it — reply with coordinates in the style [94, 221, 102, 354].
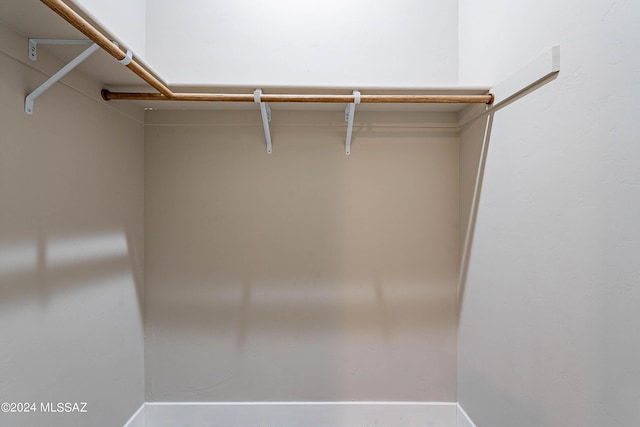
[144, 110, 460, 401]
[145, 0, 459, 87]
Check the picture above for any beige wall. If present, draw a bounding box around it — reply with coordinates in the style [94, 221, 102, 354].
[0, 24, 145, 426]
[144, 110, 460, 401]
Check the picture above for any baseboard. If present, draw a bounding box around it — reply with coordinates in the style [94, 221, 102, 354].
[456, 403, 478, 427]
[124, 402, 462, 427]
[122, 403, 145, 427]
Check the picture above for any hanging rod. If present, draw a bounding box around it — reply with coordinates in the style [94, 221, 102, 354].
[100, 90, 494, 104]
[41, 0, 494, 106]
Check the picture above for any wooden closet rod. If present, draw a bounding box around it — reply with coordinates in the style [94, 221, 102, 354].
[100, 90, 494, 104]
[42, 0, 494, 105]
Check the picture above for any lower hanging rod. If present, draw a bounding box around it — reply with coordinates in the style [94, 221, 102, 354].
[101, 90, 494, 104]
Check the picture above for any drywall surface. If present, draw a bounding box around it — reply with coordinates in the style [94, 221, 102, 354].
[144, 110, 459, 401]
[0, 23, 145, 427]
[458, 1, 640, 426]
[69, 0, 146, 59]
[145, 0, 458, 87]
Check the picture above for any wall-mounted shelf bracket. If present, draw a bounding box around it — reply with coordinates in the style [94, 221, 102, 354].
[253, 89, 273, 154]
[25, 42, 99, 115]
[28, 38, 93, 61]
[344, 90, 361, 155]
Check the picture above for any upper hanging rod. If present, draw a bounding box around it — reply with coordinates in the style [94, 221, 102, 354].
[41, 0, 494, 105]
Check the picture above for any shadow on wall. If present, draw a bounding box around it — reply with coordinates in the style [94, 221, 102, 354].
[456, 72, 563, 427]
[0, 228, 144, 425]
[457, 112, 494, 307]
[0, 229, 143, 315]
[457, 72, 559, 308]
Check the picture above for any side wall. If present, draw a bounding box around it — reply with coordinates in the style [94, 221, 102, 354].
[0, 23, 145, 427]
[458, 1, 640, 426]
[144, 110, 460, 402]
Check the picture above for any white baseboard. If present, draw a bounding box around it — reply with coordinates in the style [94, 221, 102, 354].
[123, 401, 477, 427]
[456, 403, 477, 427]
[122, 403, 145, 427]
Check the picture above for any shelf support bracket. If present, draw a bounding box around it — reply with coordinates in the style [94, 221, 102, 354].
[344, 90, 360, 155]
[25, 42, 100, 115]
[28, 38, 93, 61]
[254, 89, 272, 154]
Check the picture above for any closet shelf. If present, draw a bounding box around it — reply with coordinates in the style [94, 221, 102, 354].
[37, 0, 496, 156]
[40, 0, 494, 112]
[33, 0, 559, 159]
[36, 0, 558, 156]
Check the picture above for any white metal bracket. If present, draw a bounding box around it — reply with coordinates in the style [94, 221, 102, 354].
[28, 38, 93, 61]
[117, 49, 133, 65]
[25, 42, 100, 115]
[254, 89, 272, 154]
[344, 90, 361, 155]
[112, 41, 133, 65]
